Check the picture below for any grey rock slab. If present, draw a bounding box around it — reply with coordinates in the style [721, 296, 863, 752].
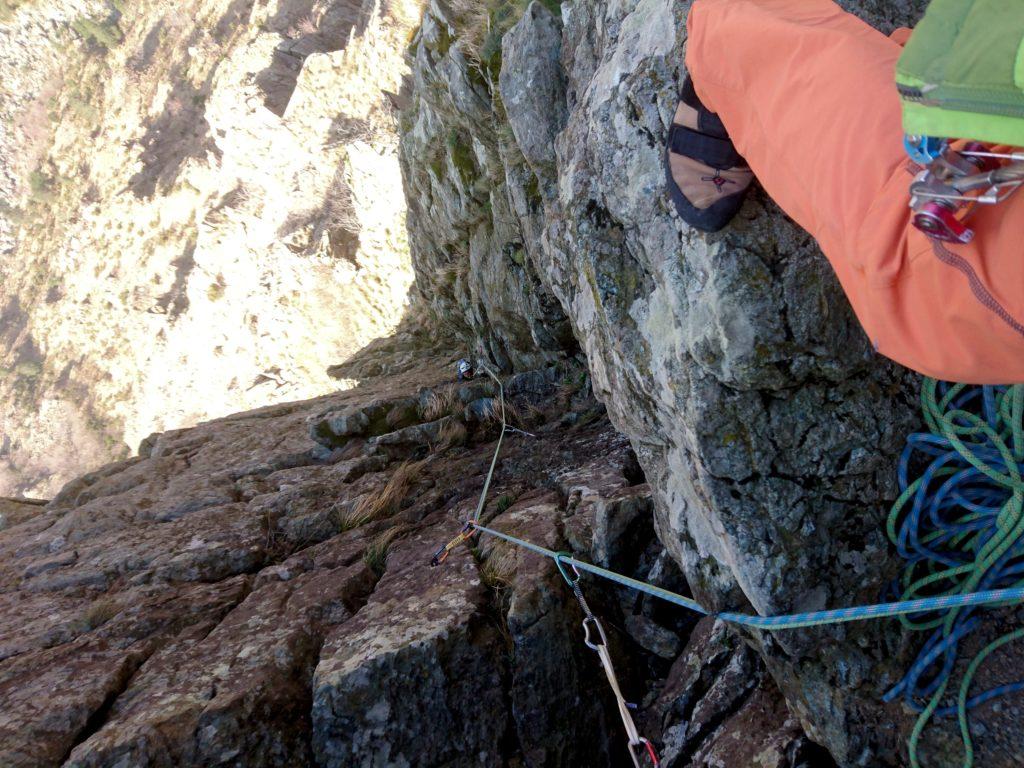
[312, 526, 509, 767]
[486, 492, 615, 767]
[499, 1, 568, 175]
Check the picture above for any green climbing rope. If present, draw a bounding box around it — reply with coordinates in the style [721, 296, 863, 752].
[885, 381, 1024, 768]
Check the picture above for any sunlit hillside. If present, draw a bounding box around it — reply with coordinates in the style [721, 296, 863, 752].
[0, 0, 421, 495]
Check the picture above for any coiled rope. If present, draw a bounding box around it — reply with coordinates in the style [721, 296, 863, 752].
[431, 372, 1024, 767]
[883, 380, 1024, 768]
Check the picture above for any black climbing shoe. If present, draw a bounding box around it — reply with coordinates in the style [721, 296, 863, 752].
[665, 76, 753, 232]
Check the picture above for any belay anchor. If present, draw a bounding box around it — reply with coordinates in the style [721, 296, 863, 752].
[897, 0, 1024, 244]
[907, 140, 1024, 244]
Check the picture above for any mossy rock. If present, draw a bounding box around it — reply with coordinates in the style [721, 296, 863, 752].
[15, 360, 42, 378]
[446, 131, 478, 186]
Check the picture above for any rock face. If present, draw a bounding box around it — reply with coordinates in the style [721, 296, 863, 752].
[398, 1, 1019, 765]
[4, 0, 1022, 765]
[399, 1, 576, 371]
[3, 352, 824, 767]
[642, 617, 830, 768]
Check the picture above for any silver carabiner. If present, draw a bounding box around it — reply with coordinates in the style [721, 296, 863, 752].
[629, 738, 661, 767]
[582, 615, 609, 651]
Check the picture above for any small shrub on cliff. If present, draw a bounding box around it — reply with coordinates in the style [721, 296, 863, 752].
[71, 14, 124, 51]
[207, 277, 226, 302]
[290, 13, 320, 37]
[0, 0, 29, 22]
[493, 493, 515, 514]
[67, 94, 100, 124]
[435, 418, 468, 451]
[449, 0, 563, 75]
[28, 170, 57, 204]
[14, 360, 42, 378]
[0, 199, 22, 228]
[558, 369, 588, 406]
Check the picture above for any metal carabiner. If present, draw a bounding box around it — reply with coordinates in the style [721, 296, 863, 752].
[554, 552, 582, 587]
[582, 615, 610, 651]
[629, 738, 661, 767]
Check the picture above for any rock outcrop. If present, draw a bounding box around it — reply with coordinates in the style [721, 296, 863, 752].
[1, 352, 824, 767]
[399, 1, 1024, 765]
[4, 0, 1023, 766]
[0, 495, 46, 530]
[399, 0, 576, 371]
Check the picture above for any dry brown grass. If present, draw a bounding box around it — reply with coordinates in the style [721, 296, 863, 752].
[480, 543, 517, 589]
[422, 384, 461, 422]
[203, 185, 255, 230]
[337, 460, 425, 530]
[386, 0, 429, 30]
[446, 0, 561, 71]
[482, 397, 522, 428]
[524, 402, 547, 425]
[557, 369, 588, 408]
[385, 401, 416, 429]
[439, 260, 467, 290]
[323, 182, 360, 233]
[84, 598, 119, 630]
[363, 523, 412, 575]
[434, 418, 468, 451]
[446, 0, 490, 67]
[292, 13, 320, 36]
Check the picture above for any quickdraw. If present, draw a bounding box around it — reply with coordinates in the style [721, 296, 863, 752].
[430, 521, 475, 567]
[555, 555, 661, 768]
[429, 373, 1024, 768]
[429, 365, 660, 763]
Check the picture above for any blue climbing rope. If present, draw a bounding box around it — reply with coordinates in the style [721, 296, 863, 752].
[471, 522, 1024, 630]
[883, 381, 1024, 768]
